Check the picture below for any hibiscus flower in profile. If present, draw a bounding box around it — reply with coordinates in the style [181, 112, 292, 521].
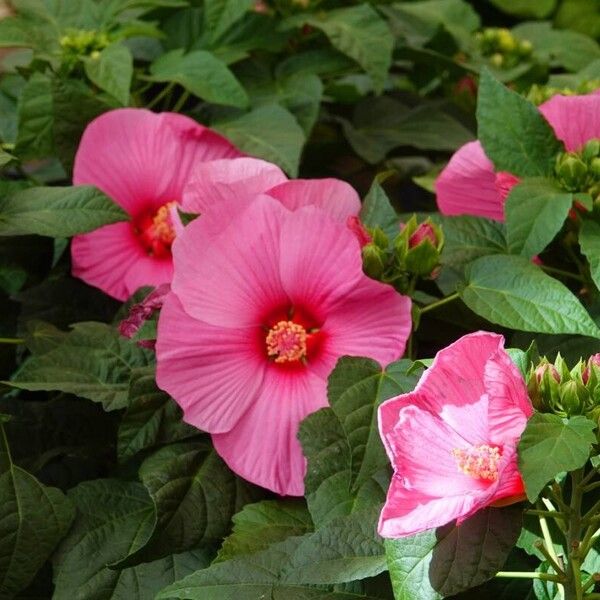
[71, 108, 241, 300]
[156, 196, 411, 496]
[378, 332, 533, 538]
[436, 92, 600, 220]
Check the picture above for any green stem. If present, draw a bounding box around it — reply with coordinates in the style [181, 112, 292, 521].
[551, 483, 573, 516]
[541, 265, 584, 282]
[583, 482, 600, 494]
[527, 509, 567, 520]
[566, 469, 585, 600]
[0, 337, 24, 345]
[419, 292, 460, 315]
[172, 90, 190, 112]
[495, 571, 561, 582]
[535, 540, 567, 578]
[146, 82, 175, 110]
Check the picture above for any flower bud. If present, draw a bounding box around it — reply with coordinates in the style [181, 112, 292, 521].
[362, 243, 386, 280]
[490, 53, 504, 68]
[497, 29, 516, 53]
[396, 217, 443, 277]
[582, 139, 600, 163]
[583, 353, 600, 385]
[409, 223, 437, 248]
[347, 216, 372, 248]
[555, 153, 588, 191]
[518, 39, 533, 56]
[590, 157, 600, 179]
[559, 380, 585, 415]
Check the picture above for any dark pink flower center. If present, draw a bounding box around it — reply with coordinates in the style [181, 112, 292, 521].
[452, 444, 501, 481]
[134, 201, 177, 258]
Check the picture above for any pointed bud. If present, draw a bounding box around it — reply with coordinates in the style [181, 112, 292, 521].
[559, 380, 587, 415]
[590, 157, 600, 179]
[409, 223, 437, 248]
[362, 243, 386, 280]
[555, 153, 588, 191]
[490, 53, 504, 68]
[582, 139, 600, 163]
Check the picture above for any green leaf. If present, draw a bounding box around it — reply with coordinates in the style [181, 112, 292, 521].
[505, 178, 573, 258]
[84, 43, 133, 106]
[579, 220, 600, 293]
[299, 358, 420, 527]
[490, 0, 556, 18]
[477, 70, 563, 177]
[53, 479, 213, 600]
[217, 499, 313, 562]
[7, 322, 153, 411]
[116, 439, 258, 566]
[150, 49, 248, 108]
[360, 179, 398, 238]
[204, 0, 253, 41]
[15, 72, 54, 160]
[0, 17, 34, 47]
[0, 424, 74, 598]
[214, 104, 305, 176]
[386, 506, 522, 600]
[118, 366, 197, 461]
[460, 254, 600, 336]
[0, 185, 127, 237]
[518, 413, 596, 501]
[296, 4, 393, 93]
[513, 22, 600, 72]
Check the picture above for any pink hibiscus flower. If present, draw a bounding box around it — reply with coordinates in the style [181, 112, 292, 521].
[436, 92, 600, 220]
[71, 108, 241, 300]
[181, 156, 361, 239]
[378, 332, 533, 538]
[156, 195, 412, 496]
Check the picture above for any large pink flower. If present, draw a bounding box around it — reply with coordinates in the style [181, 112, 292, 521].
[378, 332, 533, 538]
[181, 156, 361, 239]
[156, 195, 411, 496]
[71, 108, 241, 300]
[436, 92, 600, 220]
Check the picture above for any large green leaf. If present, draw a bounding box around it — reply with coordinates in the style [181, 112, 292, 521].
[505, 179, 573, 258]
[118, 366, 197, 461]
[513, 22, 600, 72]
[0, 424, 74, 598]
[84, 43, 133, 106]
[204, 0, 253, 41]
[214, 104, 305, 176]
[386, 507, 522, 600]
[0, 185, 127, 237]
[295, 4, 393, 93]
[299, 358, 420, 527]
[518, 413, 596, 501]
[476, 70, 563, 177]
[7, 322, 153, 410]
[14, 72, 54, 160]
[579, 220, 600, 293]
[217, 499, 313, 562]
[360, 179, 398, 238]
[115, 439, 258, 566]
[150, 49, 248, 107]
[490, 0, 556, 17]
[52, 479, 213, 600]
[460, 255, 600, 336]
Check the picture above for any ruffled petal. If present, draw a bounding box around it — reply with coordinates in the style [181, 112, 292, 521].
[74, 109, 240, 216]
[278, 206, 363, 319]
[267, 178, 361, 223]
[321, 277, 411, 373]
[379, 332, 506, 448]
[212, 367, 327, 496]
[71, 222, 151, 301]
[435, 141, 505, 221]
[485, 350, 533, 446]
[172, 195, 288, 327]
[540, 93, 600, 152]
[155, 293, 266, 434]
[182, 157, 287, 214]
[378, 474, 483, 538]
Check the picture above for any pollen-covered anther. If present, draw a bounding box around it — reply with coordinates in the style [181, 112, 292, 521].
[452, 444, 501, 481]
[266, 320, 308, 363]
[152, 202, 177, 244]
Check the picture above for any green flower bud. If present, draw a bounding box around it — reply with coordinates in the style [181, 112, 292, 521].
[590, 157, 600, 179]
[555, 152, 589, 191]
[490, 53, 504, 68]
[497, 29, 516, 53]
[559, 380, 585, 415]
[518, 39, 533, 56]
[396, 217, 443, 278]
[582, 139, 600, 163]
[362, 243, 386, 280]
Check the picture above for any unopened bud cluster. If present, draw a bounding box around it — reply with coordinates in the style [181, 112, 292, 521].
[527, 81, 600, 106]
[474, 28, 532, 70]
[527, 353, 600, 417]
[554, 139, 600, 200]
[359, 216, 444, 290]
[60, 29, 110, 62]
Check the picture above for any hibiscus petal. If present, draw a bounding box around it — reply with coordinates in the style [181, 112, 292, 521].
[435, 141, 505, 221]
[74, 109, 240, 216]
[278, 206, 363, 319]
[320, 277, 411, 375]
[540, 93, 600, 152]
[71, 222, 150, 301]
[485, 349, 533, 446]
[212, 367, 327, 496]
[378, 474, 483, 537]
[172, 195, 288, 327]
[267, 178, 361, 223]
[182, 157, 287, 214]
[155, 293, 266, 434]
